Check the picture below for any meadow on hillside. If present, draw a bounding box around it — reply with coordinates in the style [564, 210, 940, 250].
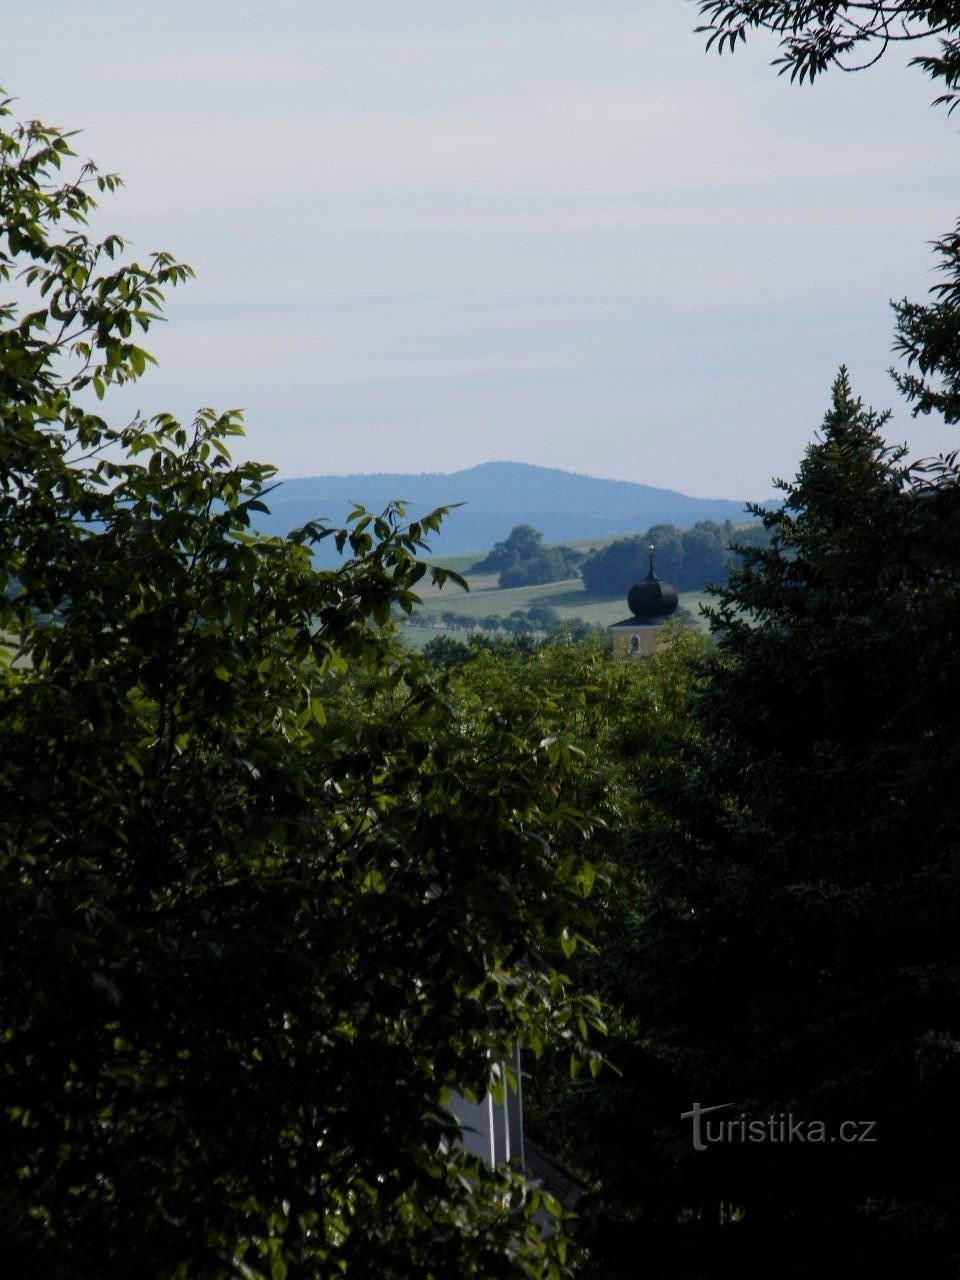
[403, 557, 711, 649]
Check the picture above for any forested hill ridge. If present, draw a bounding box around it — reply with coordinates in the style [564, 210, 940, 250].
[258, 461, 760, 558]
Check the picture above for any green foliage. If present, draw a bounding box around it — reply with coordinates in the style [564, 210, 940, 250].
[693, 2, 960, 101]
[499, 546, 573, 589]
[0, 97, 602, 1278]
[472, 526, 582, 589]
[410, 602, 593, 648]
[892, 220, 960, 423]
[527, 602, 560, 628]
[444, 626, 707, 878]
[472, 524, 545, 573]
[570, 371, 960, 1276]
[420, 632, 471, 668]
[443, 629, 709, 1217]
[579, 536, 648, 599]
[579, 520, 767, 597]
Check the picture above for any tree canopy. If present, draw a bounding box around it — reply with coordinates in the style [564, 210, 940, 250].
[694, 2, 960, 106]
[547, 371, 960, 1276]
[472, 525, 545, 573]
[471, 526, 582, 589]
[579, 520, 768, 597]
[0, 98, 604, 1278]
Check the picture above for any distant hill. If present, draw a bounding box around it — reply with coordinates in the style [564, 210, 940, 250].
[255, 461, 759, 562]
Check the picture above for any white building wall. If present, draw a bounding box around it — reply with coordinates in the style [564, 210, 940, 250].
[449, 1046, 524, 1168]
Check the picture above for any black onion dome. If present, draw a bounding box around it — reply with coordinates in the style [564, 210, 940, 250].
[627, 545, 678, 619]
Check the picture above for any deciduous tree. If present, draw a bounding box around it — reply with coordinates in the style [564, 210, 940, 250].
[693, 2, 960, 104]
[0, 98, 602, 1278]
[692, 1, 960, 436]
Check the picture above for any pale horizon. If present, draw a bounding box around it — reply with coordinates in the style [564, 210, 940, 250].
[5, 0, 960, 500]
[272, 457, 771, 504]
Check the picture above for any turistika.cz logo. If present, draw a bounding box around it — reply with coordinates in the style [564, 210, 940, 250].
[681, 1103, 877, 1151]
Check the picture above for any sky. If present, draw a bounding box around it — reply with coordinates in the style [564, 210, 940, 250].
[6, 0, 960, 500]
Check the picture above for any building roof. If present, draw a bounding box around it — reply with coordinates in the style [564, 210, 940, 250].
[524, 1140, 588, 1211]
[608, 616, 662, 629]
[626, 545, 678, 619]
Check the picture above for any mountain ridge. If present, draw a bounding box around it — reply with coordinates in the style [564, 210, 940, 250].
[257, 461, 760, 560]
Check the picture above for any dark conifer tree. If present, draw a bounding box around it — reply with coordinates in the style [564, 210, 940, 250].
[565, 371, 960, 1277]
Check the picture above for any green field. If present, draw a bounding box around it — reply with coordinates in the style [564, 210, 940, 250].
[403, 561, 713, 649]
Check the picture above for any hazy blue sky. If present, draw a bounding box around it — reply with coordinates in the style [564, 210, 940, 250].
[7, 1, 960, 499]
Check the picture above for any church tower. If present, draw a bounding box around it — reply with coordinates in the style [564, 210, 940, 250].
[607, 544, 681, 659]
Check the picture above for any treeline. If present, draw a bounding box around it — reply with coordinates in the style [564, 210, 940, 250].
[403, 600, 600, 639]
[472, 519, 771, 596]
[580, 518, 770, 596]
[419, 626, 598, 669]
